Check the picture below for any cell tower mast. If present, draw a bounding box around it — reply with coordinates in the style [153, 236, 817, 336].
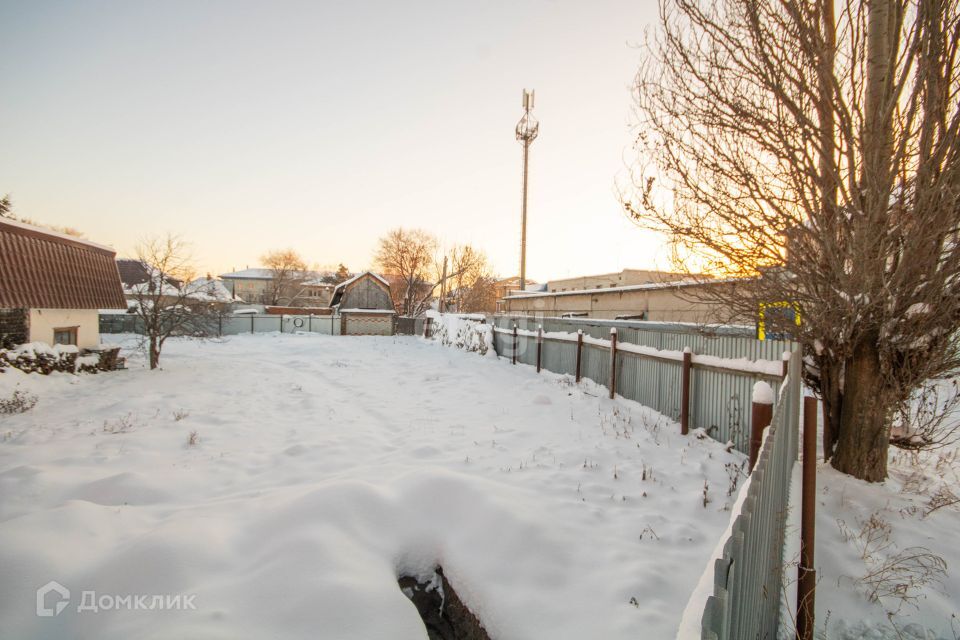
[516, 88, 539, 291]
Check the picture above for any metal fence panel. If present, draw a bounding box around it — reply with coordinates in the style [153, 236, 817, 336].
[99, 315, 143, 334]
[101, 313, 345, 337]
[701, 350, 801, 640]
[221, 316, 254, 335]
[542, 338, 578, 378]
[253, 316, 282, 333]
[580, 343, 611, 388]
[617, 352, 683, 422]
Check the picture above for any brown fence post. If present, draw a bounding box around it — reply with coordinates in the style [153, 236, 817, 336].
[512, 323, 518, 365]
[749, 382, 774, 471]
[797, 395, 818, 640]
[423, 317, 432, 338]
[681, 348, 692, 435]
[536, 325, 543, 373]
[608, 328, 617, 399]
[250, 315, 255, 334]
[575, 330, 583, 383]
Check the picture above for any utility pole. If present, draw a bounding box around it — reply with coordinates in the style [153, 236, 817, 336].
[516, 89, 539, 291]
[439, 255, 448, 313]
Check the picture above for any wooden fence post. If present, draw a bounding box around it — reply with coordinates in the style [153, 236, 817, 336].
[575, 330, 583, 383]
[608, 328, 617, 399]
[681, 347, 692, 435]
[797, 396, 818, 640]
[512, 323, 518, 365]
[536, 325, 543, 373]
[749, 382, 774, 471]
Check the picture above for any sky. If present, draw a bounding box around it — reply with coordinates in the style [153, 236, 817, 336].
[0, 0, 670, 282]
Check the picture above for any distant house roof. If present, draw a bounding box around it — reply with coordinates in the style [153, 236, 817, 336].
[220, 268, 334, 285]
[188, 277, 237, 303]
[504, 278, 734, 299]
[116, 259, 152, 287]
[331, 271, 391, 293]
[329, 271, 392, 308]
[0, 217, 127, 309]
[219, 268, 276, 280]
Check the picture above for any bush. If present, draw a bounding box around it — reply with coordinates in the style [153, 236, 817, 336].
[430, 315, 493, 355]
[0, 388, 38, 414]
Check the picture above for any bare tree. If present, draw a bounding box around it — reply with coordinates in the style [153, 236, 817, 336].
[261, 249, 309, 306]
[130, 235, 221, 369]
[459, 274, 498, 314]
[624, 0, 960, 481]
[374, 228, 439, 315]
[445, 245, 496, 313]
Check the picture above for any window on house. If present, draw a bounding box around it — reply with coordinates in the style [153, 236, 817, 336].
[53, 327, 78, 346]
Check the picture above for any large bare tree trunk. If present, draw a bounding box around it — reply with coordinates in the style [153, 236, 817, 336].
[832, 0, 897, 479]
[820, 362, 843, 459]
[833, 336, 889, 480]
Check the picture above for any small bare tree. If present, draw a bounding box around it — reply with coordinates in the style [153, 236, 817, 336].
[261, 249, 309, 306]
[130, 235, 221, 369]
[624, 0, 960, 481]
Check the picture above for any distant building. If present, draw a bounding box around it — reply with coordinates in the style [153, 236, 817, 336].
[219, 268, 334, 306]
[493, 277, 540, 312]
[0, 218, 126, 348]
[545, 269, 692, 292]
[187, 276, 237, 305]
[500, 272, 741, 323]
[329, 271, 396, 335]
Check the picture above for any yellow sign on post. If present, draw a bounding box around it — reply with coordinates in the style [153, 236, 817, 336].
[757, 301, 801, 341]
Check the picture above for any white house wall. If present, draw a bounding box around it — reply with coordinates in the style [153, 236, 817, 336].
[28, 308, 101, 349]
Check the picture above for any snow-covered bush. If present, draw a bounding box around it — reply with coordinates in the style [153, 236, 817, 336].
[0, 387, 38, 415]
[429, 314, 493, 356]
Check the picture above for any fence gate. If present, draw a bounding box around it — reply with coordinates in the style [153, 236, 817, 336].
[343, 315, 392, 336]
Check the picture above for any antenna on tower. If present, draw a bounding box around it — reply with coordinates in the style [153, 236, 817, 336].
[516, 89, 539, 292]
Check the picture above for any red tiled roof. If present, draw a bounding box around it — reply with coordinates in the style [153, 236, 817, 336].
[0, 218, 127, 309]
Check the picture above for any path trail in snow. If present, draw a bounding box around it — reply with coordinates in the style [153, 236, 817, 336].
[0, 333, 744, 640]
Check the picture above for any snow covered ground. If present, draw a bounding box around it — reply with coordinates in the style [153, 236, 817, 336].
[0, 333, 745, 639]
[809, 445, 960, 640]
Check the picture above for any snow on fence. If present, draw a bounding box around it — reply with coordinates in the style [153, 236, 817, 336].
[694, 349, 801, 640]
[491, 315, 795, 455]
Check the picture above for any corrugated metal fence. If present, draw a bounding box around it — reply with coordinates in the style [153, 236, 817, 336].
[488, 315, 801, 638]
[100, 314, 342, 336]
[700, 349, 801, 639]
[492, 315, 795, 455]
